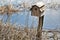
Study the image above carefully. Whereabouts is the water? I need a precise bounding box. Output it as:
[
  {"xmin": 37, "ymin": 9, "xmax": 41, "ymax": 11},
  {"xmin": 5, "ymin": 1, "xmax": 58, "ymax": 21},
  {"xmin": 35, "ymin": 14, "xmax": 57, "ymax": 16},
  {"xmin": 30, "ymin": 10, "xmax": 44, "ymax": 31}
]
[{"xmin": 0, "ymin": 0, "xmax": 60, "ymax": 29}]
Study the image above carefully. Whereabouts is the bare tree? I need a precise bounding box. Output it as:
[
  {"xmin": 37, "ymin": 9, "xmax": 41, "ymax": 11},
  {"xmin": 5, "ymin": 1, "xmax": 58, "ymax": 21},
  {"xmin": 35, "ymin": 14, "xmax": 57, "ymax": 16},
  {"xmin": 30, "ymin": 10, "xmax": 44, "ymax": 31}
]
[{"xmin": 0, "ymin": 4, "xmax": 20, "ymax": 23}]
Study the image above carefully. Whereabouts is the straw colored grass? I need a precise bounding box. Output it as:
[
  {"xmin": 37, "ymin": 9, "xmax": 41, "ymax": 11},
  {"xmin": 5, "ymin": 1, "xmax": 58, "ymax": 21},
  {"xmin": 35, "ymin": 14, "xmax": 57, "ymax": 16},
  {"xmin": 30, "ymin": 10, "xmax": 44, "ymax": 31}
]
[
  {"xmin": 0, "ymin": 22, "xmax": 59, "ymax": 40},
  {"xmin": 0, "ymin": 22, "xmax": 37, "ymax": 40}
]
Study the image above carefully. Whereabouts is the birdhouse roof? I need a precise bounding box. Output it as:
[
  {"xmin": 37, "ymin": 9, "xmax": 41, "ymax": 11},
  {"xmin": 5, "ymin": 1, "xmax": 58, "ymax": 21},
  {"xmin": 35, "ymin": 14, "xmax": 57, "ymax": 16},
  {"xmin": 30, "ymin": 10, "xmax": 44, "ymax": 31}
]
[{"xmin": 35, "ymin": 1, "xmax": 45, "ymax": 7}]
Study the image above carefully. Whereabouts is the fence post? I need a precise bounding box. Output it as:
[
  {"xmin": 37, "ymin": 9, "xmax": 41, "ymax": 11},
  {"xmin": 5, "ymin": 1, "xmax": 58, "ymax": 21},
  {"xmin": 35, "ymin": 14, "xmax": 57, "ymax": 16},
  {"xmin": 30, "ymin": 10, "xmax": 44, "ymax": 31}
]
[{"xmin": 36, "ymin": 16, "xmax": 44, "ymax": 40}]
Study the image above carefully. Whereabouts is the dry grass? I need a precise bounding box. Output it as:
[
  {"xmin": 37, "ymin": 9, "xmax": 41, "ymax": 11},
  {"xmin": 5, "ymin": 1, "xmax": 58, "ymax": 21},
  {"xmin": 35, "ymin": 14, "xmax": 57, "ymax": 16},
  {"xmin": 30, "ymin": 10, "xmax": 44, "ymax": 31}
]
[
  {"xmin": 0, "ymin": 22, "xmax": 37, "ymax": 40},
  {"xmin": 0, "ymin": 22, "xmax": 60, "ymax": 40}
]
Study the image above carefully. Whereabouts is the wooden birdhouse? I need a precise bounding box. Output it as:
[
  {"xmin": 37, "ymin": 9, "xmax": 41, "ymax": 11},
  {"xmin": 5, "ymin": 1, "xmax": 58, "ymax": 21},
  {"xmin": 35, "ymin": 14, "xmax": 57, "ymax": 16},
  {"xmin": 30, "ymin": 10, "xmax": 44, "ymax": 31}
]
[
  {"xmin": 30, "ymin": 5, "xmax": 40, "ymax": 16},
  {"xmin": 30, "ymin": 2, "xmax": 45, "ymax": 40},
  {"xmin": 30, "ymin": 2, "xmax": 45, "ymax": 17}
]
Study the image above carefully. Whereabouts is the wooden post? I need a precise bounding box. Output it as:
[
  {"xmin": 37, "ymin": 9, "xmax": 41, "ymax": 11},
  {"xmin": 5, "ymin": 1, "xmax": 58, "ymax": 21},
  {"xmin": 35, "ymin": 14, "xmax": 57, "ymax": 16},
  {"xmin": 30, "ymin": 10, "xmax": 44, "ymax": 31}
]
[
  {"xmin": 36, "ymin": 16, "xmax": 44, "ymax": 40},
  {"xmin": 30, "ymin": 4, "xmax": 45, "ymax": 40}
]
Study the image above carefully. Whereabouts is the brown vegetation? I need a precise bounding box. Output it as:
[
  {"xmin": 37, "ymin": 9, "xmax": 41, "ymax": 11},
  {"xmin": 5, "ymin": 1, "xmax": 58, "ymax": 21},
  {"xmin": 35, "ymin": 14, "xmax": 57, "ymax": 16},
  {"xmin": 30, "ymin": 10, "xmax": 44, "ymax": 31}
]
[
  {"xmin": 0, "ymin": 22, "xmax": 60, "ymax": 40},
  {"xmin": 0, "ymin": 22, "xmax": 37, "ymax": 40}
]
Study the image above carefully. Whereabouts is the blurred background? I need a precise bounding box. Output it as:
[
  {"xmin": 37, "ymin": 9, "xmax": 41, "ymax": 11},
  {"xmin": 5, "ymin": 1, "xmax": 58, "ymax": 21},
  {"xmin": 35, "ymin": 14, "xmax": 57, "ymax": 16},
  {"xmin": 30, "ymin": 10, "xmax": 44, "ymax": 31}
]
[
  {"xmin": 0, "ymin": 0, "xmax": 60, "ymax": 40},
  {"xmin": 0, "ymin": 0, "xmax": 60, "ymax": 29}
]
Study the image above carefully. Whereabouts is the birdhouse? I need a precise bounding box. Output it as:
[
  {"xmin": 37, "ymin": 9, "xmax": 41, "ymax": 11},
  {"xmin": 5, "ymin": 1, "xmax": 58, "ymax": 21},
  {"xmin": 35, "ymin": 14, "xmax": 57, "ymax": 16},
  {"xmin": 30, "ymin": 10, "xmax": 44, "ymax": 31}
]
[{"xmin": 30, "ymin": 2, "xmax": 45, "ymax": 17}]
